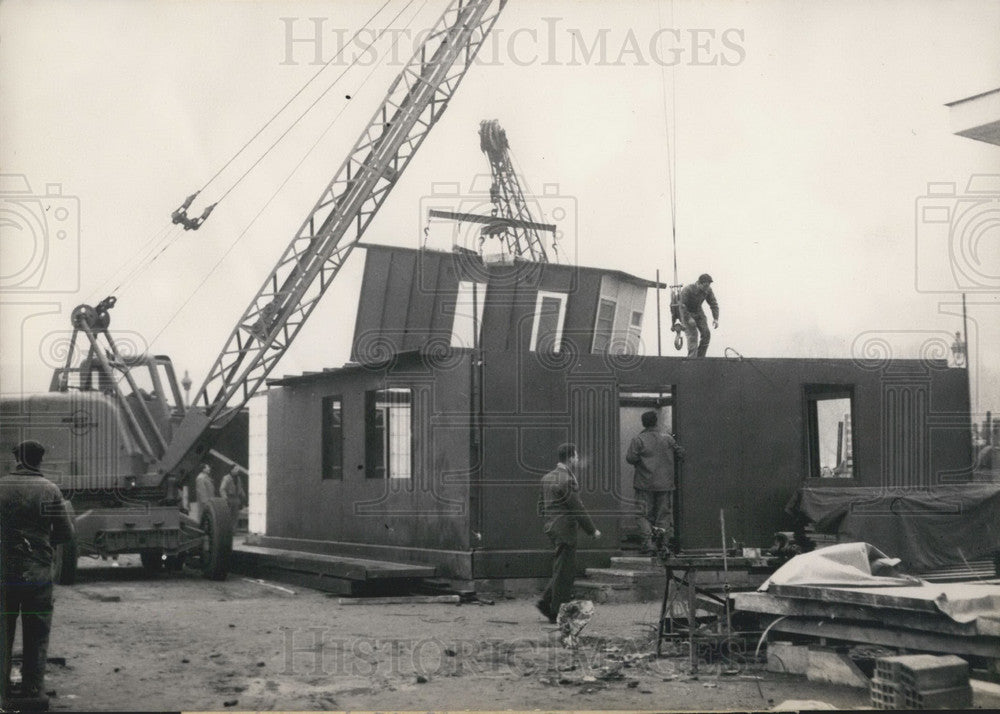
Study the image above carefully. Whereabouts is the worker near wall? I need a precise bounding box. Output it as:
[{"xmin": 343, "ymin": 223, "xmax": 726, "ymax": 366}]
[
  {"xmin": 191, "ymin": 464, "xmax": 216, "ymax": 523},
  {"xmin": 1, "ymin": 440, "xmax": 74, "ymax": 711},
  {"xmin": 536, "ymin": 443, "xmax": 601, "ymax": 624},
  {"xmin": 219, "ymin": 466, "xmax": 246, "ymax": 525},
  {"xmin": 625, "ymin": 411, "xmax": 685, "ymax": 553},
  {"xmin": 679, "ymin": 273, "xmax": 719, "ymax": 358}
]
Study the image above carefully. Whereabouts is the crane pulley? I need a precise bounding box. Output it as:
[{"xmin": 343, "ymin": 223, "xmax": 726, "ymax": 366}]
[{"xmin": 171, "ymin": 192, "xmax": 217, "ymax": 231}]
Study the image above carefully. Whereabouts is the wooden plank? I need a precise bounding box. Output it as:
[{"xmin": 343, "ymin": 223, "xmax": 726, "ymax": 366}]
[
  {"xmin": 233, "ymin": 544, "xmax": 436, "ymax": 580},
  {"xmin": 238, "ymin": 566, "xmax": 357, "ymax": 595},
  {"xmin": 663, "ymin": 556, "xmax": 783, "ymax": 570},
  {"xmin": 337, "ymin": 595, "xmax": 460, "ymax": 605},
  {"xmin": 734, "ymin": 591, "xmax": 989, "ymax": 637},
  {"xmin": 768, "ymin": 617, "xmax": 1000, "ymax": 658},
  {"xmin": 768, "ymin": 582, "xmax": 1000, "ymax": 615}
]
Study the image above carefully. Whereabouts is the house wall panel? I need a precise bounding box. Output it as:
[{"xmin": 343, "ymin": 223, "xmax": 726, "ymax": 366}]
[{"xmin": 266, "ymin": 355, "xmax": 473, "ymax": 555}]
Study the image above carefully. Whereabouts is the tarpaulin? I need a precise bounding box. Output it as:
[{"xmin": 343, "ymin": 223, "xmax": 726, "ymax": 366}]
[
  {"xmin": 760, "ymin": 542, "xmax": 923, "ymax": 590},
  {"xmin": 790, "ymin": 484, "xmax": 1000, "ymax": 571}
]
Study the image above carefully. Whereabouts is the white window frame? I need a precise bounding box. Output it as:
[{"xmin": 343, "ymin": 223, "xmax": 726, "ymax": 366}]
[
  {"xmin": 530, "ymin": 290, "xmax": 568, "ymax": 353},
  {"xmin": 450, "ymin": 280, "xmax": 487, "ymax": 348},
  {"xmin": 591, "ymin": 297, "xmax": 618, "ymax": 353}
]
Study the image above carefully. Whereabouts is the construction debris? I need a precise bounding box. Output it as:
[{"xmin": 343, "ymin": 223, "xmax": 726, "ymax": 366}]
[{"xmin": 556, "ymin": 600, "xmax": 595, "ymax": 648}]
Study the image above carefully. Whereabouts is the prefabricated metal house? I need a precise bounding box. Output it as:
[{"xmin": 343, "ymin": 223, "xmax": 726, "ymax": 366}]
[{"xmin": 256, "ymin": 244, "xmax": 974, "ymax": 579}]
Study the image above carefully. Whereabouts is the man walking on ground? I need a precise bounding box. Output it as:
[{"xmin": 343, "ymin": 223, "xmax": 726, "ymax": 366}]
[
  {"xmin": 1, "ymin": 440, "xmax": 74, "ymax": 712},
  {"xmin": 679, "ymin": 273, "xmax": 719, "ymax": 358},
  {"xmin": 536, "ymin": 443, "xmax": 601, "ymax": 624},
  {"xmin": 626, "ymin": 411, "xmax": 685, "ymax": 554}
]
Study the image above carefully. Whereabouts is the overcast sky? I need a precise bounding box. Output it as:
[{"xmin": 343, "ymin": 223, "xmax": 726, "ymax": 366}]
[{"xmin": 2, "ymin": 0, "xmax": 998, "ymax": 418}]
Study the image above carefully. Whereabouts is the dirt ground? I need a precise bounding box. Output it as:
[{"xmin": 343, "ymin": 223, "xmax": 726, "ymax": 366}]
[{"xmin": 11, "ymin": 556, "xmax": 995, "ymax": 712}]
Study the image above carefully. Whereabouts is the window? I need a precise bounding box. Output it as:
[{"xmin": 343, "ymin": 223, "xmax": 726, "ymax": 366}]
[
  {"xmin": 365, "ymin": 388, "xmax": 412, "ymax": 479},
  {"xmin": 806, "ymin": 387, "xmax": 854, "ymax": 478},
  {"xmin": 629, "ymin": 310, "xmax": 643, "ymax": 331},
  {"xmin": 321, "ymin": 396, "xmax": 343, "ymax": 480},
  {"xmin": 592, "ymin": 298, "xmax": 617, "ymax": 353},
  {"xmin": 530, "ymin": 291, "xmax": 568, "ymax": 353},
  {"xmin": 451, "ymin": 281, "xmax": 487, "ymax": 348}
]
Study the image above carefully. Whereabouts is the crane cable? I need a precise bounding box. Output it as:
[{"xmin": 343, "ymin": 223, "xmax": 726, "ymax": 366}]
[
  {"xmin": 170, "ymin": 0, "xmax": 413, "ymax": 231},
  {"xmin": 657, "ymin": 0, "xmax": 683, "ymax": 351},
  {"xmin": 505, "ymin": 143, "xmax": 561, "ymax": 263},
  {"xmin": 145, "ymin": 0, "xmax": 430, "ymax": 355},
  {"xmin": 98, "ymin": 0, "xmax": 417, "ymax": 306}
]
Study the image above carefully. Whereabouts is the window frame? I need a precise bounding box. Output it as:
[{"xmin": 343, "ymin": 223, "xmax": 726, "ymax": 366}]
[
  {"xmin": 321, "ymin": 395, "xmax": 344, "ymax": 480},
  {"xmin": 450, "ymin": 280, "xmax": 487, "ymax": 349},
  {"xmin": 365, "ymin": 388, "xmax": 413, "ymax": 480},
  {"xmin": 591, "ymin": 297, "xmax": 618, "ymax": 353},
  {"xmin": 530, "ymin": 290, "xmax": 568, "ymax": 353},
  {"xmin": 804, "ymin": 384, "xmax": 856, "ymax": 480}
]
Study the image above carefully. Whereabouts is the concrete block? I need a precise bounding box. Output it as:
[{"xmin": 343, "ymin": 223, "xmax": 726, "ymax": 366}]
[
  {"xmin": 766, "ymin": 641, "xmax": 809, "ymax": 675},
  {"xmin": 869, "ymin": 677, "xmax": 900, "ymax": 710},
  {"xmin": 806, "ymin": 646, "xmax": 870, "ymax": 689},
  {"xmin": 901, "ymin": 684, "xmax": 973, "ymax": 710},
  {"xmin": 876, "ymin": 654, "xmax": 969, "ymax": 691}
]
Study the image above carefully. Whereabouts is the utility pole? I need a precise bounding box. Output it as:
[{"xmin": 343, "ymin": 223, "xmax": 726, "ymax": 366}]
[{"xmin": 962, "ymin": 293, "xmax": 973, "ymax": 457}]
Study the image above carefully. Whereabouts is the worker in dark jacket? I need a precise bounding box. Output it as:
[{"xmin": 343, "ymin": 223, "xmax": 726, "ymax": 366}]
[
  {"xmin": 535, "ymin": 443, "xmax": 601, "ymax": 623},
  {"xmin": 626, "ymin": 411, "xmax": 685, "ymax": 553},
  {"xmin": 219, "ymin": 466, "xmax": 246, "ymax": 524},
  {"xmin": 1, "ymin": 440, "xmax": 74, "ymax": 711},
  {"xmin": 679, "ymin": 273, "xmax": 719, "ymax": 358}
]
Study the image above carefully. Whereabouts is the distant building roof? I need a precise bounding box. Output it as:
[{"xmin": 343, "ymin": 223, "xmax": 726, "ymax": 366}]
[{"xmin": 946, "ymin": 87, "xmax": 1000, "ymax": 146}]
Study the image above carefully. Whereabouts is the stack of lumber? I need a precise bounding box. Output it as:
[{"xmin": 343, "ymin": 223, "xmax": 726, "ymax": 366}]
[{"xmin": 733, "ymin": 581, "xmax": 1000, "ymax": 660}]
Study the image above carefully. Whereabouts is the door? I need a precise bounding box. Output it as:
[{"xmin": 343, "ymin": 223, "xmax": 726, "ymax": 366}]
[{"xmin": 618, "ymin": 390, "xmax": 673, "ymax": 547}]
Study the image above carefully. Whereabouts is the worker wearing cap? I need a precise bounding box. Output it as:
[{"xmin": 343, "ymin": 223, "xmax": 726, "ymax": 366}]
[
  {"xmin": 1, "ymin": 440, "xmax": 74, "ymax": 710},
  {"xmin": 679, "ymin": 273, "xmax": 719, "ymax": 358}
]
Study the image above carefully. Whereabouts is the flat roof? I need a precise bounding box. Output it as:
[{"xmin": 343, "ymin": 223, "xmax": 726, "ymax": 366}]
[{"xmin": 356, "ymin": 242, "xmax": 667, "ymax": 289}]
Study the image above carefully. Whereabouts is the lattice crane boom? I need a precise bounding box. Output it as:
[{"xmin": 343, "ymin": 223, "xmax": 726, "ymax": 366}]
[
  {"xmin": 156, "ymin": 0, "xmax": 508, "ymax": 481},
  {"xmin": 478, "ymin": 118, "xmax": 549, "ymax": 262}
]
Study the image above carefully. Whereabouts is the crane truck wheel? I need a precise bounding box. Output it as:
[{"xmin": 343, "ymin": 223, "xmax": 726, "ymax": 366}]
[
  {"xmin": 199, "ymin": 497, "xmax": 233, "ymax": 581},
  {"xmin": 53, "ymin": 537, "xmax": 78, "ymax": 585}
]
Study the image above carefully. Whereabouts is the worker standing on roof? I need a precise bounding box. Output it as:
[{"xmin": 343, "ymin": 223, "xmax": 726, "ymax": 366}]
[{"xmin": 679, "ymin": 273, "xmax": 719, "ymax": 358}]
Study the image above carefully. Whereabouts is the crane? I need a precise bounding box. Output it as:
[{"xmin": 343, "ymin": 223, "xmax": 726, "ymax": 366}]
[
  {"xmin": 477, "ymin": 119, "xmax": 551, "ymax": 261},
  {"xmin": 6, "ymin": 0, "xmax": 509, "ymax": 583},
  {"xmin": 427, "ymin": 118, "xmax": 556, "ymax": 261}
]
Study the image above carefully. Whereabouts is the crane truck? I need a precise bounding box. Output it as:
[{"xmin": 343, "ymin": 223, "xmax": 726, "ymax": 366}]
[{"xmin": 0, "ymin": 0, "xmax": 508, "ymax": 583}]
